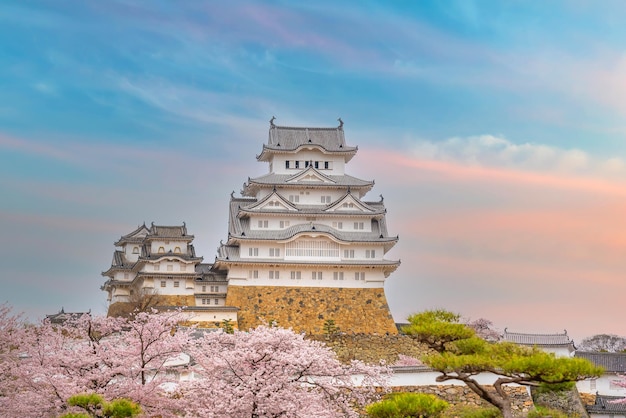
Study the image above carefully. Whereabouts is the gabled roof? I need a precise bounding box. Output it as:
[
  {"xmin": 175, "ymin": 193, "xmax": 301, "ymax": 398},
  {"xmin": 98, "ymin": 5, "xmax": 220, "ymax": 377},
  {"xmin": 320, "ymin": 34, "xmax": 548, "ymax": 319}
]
[
  {"xmin": 575, "ymin": 352, "xmax": 626, "ymax": 373},
  {"xmin": 502, "ymin": 329, "xmax": 575, "ymax": 348},
  {"xmin": 146, "ymin": 222, "xmax": 193, "ymax": 241},
  {"xmin": 242, "ymin": 190, "xmax": 298, "ymax": 212},
  {"xmin": 114, "ymin": 223, "xmax": 150, "ymax": 246},
  {"xmin": 586, "ymin": 395, "xmax": 626, "ymax": 414},
  {"xmin": 285, "ymin": 166, "xmax": 336, "ymax": 184},
  {"xmin": 324, "ymin": 191, "xmax": 377, "ymax": 213},
  {"xmin": 257, "ymin": 120, "xmax": 358, "ymax": 162}
]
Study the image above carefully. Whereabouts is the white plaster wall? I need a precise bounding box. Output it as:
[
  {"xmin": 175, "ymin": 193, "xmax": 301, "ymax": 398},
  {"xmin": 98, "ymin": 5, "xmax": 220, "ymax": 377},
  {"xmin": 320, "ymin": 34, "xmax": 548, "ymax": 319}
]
[
  {"xmin": 152, "ymin": 278, "xmax": 196, "ymax": 295},
  {"xmin": 388, "ymin": 369, "xmax": 524, "ymax": 388},
  {"xmin": 270, "ymin": 150, "xmax": 343, "ymax": 175},
  {"xmin": 227, "ymin": 265, "xmax": 386, "ymax": 288},
  {"xmin": 187, "ymin": 310, "xmax": 238, "ymax": 323},
  {"xmin": 149, "ymin": 240, "xmax": 188, "ymax": 255},
  {"xmin": 577, "ymin": 375, "xmax": 626, "ymax": 396},
  {"xmin": 143, "ymin": 259, "xmax": 194, "ymax": 273}
]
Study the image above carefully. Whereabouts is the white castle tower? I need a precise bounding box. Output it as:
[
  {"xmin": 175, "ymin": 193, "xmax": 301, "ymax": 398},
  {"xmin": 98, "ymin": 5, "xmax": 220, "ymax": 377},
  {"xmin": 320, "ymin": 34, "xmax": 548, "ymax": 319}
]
[{"xmin": 215, "ymin": 119, "xmax": 400, "ymax": 334}]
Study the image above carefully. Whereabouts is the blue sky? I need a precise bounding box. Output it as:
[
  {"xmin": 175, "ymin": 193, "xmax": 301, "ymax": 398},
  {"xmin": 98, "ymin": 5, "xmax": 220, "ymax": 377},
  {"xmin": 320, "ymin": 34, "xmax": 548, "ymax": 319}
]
[{"xmin": 2, "ymin": 1, "xmax": 626, "ymax": 342}]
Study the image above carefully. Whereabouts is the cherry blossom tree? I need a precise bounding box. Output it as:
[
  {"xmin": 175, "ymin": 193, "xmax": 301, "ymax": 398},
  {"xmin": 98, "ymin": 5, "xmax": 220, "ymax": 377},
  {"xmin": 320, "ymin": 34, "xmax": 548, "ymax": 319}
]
[
  {"xmin": 1, "ymin": 309, "xmax": 193, "ymax": 417},
  {"xmin": 0, "ymin": 303, "xmax": 27, "ymax": 410},
  {"xmin": 183, "ymin": 325, "xmax": 390, "ymax": 418}
]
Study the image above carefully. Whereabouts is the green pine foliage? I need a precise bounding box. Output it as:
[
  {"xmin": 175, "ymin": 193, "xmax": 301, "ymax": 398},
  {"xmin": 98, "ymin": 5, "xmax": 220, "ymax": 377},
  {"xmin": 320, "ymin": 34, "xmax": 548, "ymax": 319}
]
[{"xmin": 366, "ymin": 392, "xmax": 449, "ymax": 418}]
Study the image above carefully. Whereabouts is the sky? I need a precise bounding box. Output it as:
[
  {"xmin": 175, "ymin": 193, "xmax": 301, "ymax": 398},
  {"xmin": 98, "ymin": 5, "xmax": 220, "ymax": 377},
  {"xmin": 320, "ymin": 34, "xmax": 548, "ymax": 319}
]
[{"xmin": 1, "ymin": 1, "xmax": 626, "ymax": 344}]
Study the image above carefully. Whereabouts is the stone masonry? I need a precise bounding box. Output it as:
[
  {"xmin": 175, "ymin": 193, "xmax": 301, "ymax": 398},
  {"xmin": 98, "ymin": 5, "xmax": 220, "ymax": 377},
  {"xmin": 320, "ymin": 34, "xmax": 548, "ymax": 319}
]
[{"xmin": 225, "ymin": 286, "xmax": 398, "ymax": 334}]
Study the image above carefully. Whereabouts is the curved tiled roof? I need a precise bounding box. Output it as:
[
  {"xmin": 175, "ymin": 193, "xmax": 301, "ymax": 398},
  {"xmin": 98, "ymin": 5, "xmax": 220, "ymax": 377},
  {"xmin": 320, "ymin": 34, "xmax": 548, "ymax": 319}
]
[
  {"xmin": 242, "ymin": 173, "xmax": 373, "ymax": 196},
  {"xmin": 586, "ymin": 395, "xmax": 626, "ymax": 414},
  {"xmin": 502, "ymin": 330, "xmax": 574, "ymax": 347},
  {"xmin": 575, "ymin": 351, "xmax": 626, "ymax": 373},
  {"xmin": 257, "ymin": 123, "xmax": 357, "ymax": 162}
]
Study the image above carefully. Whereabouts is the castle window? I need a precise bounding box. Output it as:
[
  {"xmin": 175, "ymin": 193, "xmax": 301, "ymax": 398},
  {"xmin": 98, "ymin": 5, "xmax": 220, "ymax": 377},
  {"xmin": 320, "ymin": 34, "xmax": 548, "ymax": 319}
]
[
  {"xmin": 295, "ymin": 161, "xmax": 300, "ymax": 169},
  {"xmin": 258, "ymin": 220, "xmax": 268, "ymax": 228},
  {"xmin": 132, "ymin": 247, "xmax": 139, "ymax": 254},
  {"xmin": 248, "ymin": 248, "xmax": 259, "ymax": 257},
  {"xmin": 354, "ymin": 222, "xmax": 364, "ymax": 230},
  {"xmin": 305, "ymin": 161, "xmax": 310, "ymax": 168},
  {"xmin": 174, "ymin": 281, "xmax": 180, "ymax": 287},
  {"xmin": 202, "ymin": 298, "xmax": 208, "ymax": 305},
  {"xmin": 154, "ymin": 264, "xmax": 160, "ymax": 271},
  {"xmin": 174, "ymin": 247, "xmax": 181, "ymax": 253},
  {"xmin": 321, "ymin": 195, "xmax": 331, "ymax": 203},
  {"xmin": 202, "ymin": 285, "xmax": 206, "ymax": 292},
  {"xmin": 332, "ymin": 221, "xmax": 343, "ymax": 229},
  {"xmin": 158, "ymin": 247, "xmax": 165, "ymax": 253},
  {"xmin": 210, "ymin": 285, "xmax": 219, "ymax": 292},
  {"xmin": 289, "ymin": 195, "xmax": 299, "ymax": 203},
  {"xmin": 214, "ymin": 299, "xmax": 219, "ymax": 305},
  {"xmin": 269, "ymin": 248, "xmax": 280, "ymax": 257},
  {"xmin": 312, "ymin": 271, "xmax": 323, "ymax": 280},
  {"xmin": 248, "ymin": 270, "xmax": 259, "ymax": 279},
  {"xmin": 161, "ymin": 281, "xmax": 166, "ymax": 287},
  {"xmin": 279, "ymin": 220, "xmax": 290, "ymax": 228},
  {"xmin": 285, "ymin": 161, "xmax": 290, "ymax": 169},
  {"xmin": 290, "ymin": 271, "xmax": 301, "ymax": 280},
  {"xmin": 333, "ymin": 272, "xmax": 344, "ymax": 281},
  {"xmin": 167, "ymin": 264, "xmax": 173, "ymax": 272},
  {"xmin": 269, "ymin": 271, "xmax": 280, "ymax": 279},
  {"xmin": 366, "ymin": 250, "xmax": 376, "ymax": 259},
  {"xmin": 355, "ymin": 272, "xmax": 365, "ymax": 281},
  {"xmin": 285, "ymin": 239, "xmax": 339, "ymax": 258},
  {"xmin": 343, "ymin": 249, "xmax": 354, "ymax": 259}
]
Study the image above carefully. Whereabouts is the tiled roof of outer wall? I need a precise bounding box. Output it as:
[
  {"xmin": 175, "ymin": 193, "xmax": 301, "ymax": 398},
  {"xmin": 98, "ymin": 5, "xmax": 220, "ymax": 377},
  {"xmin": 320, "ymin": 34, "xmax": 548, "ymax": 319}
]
[
  {"xmin": 265, "ymin": 124, "xmax": 356, "ymax": 153},
  {"xmin": 586, "ymin": 395, "xmax": 626, "ymax": 414},
  {"xmin": 195, "ymin": 263, "xmax": 229, "ymax": 282},
  {"xmin": 502, "ymin": 330, "xmax": 573, "ymax": 346},
  {"xmin": 575, "ymin": 352, "xmax": 626, "ymax": 373}
]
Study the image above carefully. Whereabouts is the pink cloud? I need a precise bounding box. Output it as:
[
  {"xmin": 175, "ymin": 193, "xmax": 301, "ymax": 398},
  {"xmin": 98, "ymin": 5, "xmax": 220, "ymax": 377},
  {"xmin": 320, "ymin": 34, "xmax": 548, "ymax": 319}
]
[{"xmin": 354, "ymin": 148, "xmax": 626, "ymax": 341}]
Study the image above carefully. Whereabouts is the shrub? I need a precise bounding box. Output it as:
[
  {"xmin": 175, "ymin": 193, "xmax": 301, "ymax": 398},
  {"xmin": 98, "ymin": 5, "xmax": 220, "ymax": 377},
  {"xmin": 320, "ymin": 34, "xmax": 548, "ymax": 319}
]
[
  {"xmin": 527, "ymin": 406, "xmax": 569, "ymax": 418},
  {"xmin": 367, "ymin": 392, "xmax": 449, "ymax": 417},
  {"xmin": 441, "ymin": 404, "xmax": 502, "ymax": 418}
]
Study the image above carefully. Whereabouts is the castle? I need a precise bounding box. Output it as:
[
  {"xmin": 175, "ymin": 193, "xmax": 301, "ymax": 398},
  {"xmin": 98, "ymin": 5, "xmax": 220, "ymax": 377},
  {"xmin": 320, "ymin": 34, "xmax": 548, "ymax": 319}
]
[{"xmin": 102, "ymin": 119, "xmax": 400, "ymax": 334}]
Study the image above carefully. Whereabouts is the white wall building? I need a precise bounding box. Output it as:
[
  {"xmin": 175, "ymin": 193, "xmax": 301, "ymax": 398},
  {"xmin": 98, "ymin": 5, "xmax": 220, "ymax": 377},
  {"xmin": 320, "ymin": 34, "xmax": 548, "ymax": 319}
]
[{"xmin": 213, "ymin": 119, "xmax": 399, "ymax": 291}]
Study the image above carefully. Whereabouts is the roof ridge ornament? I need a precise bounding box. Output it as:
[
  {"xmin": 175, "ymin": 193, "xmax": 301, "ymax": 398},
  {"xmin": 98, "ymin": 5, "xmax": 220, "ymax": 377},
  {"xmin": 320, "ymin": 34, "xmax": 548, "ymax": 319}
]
[
  {"xmin": 270, "ymin": 116, "xmax": 276, "ymax": 127},
  {"xmin": 337, "ymin": 117, "xmax": 343, "ymax": 129}
]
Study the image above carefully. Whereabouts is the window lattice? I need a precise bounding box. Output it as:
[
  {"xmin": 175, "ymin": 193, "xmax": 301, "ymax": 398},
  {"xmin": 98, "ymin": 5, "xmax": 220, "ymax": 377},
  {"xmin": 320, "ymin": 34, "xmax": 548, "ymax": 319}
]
[{"xmin": 286, "ymin": 240, "xmax": 339, "ymax": 258}]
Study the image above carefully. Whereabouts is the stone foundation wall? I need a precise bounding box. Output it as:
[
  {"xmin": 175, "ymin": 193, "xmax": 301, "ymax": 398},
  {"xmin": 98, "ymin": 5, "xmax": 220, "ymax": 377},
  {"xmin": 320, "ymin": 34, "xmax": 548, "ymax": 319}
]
[{"xmin": 225, "ymin": 286, "xmax": 397, "ymax": 334}]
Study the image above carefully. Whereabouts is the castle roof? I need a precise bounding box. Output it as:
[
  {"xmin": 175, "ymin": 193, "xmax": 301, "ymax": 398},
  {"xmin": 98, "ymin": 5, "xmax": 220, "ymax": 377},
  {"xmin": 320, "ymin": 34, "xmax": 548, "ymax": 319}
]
[
  {"xmin": 502, "ymin": 329, "xmax": 575, "ymax": 349},
  {"xmin": 215, "ymin": 244, "xmax": 400, "ymax": 269},
  {"xmin": 575, "ymin": 351, "xmax": 626, "ymax": 373},
  {"xmin": 257, "ymin": 120, "xmax": 357, "ymax": 162},
  {"xmin": 242, "ymin": 172, "xmax": 373, "ymax": 197},
  {"xmin": 145, "ymin": 223, "xmax": 193, "ymax": 241},
  {"xmin": 114, "ymin": 223, "xmax": 193, "ymax": 246},
  {"xmin": 586, "ymin": 395, "xmax": 626, "ymax": 415}
]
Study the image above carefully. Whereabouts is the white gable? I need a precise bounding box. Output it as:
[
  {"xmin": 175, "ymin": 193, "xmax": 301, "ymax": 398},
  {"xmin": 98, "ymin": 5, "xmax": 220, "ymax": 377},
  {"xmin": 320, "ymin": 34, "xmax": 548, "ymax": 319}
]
[
  {"xmin": 286, "ymin": 167, "xmax": 335, "ymax": 184},
  {"xmin": 325, "ymin": 193, "xmax": 375, "ymax": 213}
]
